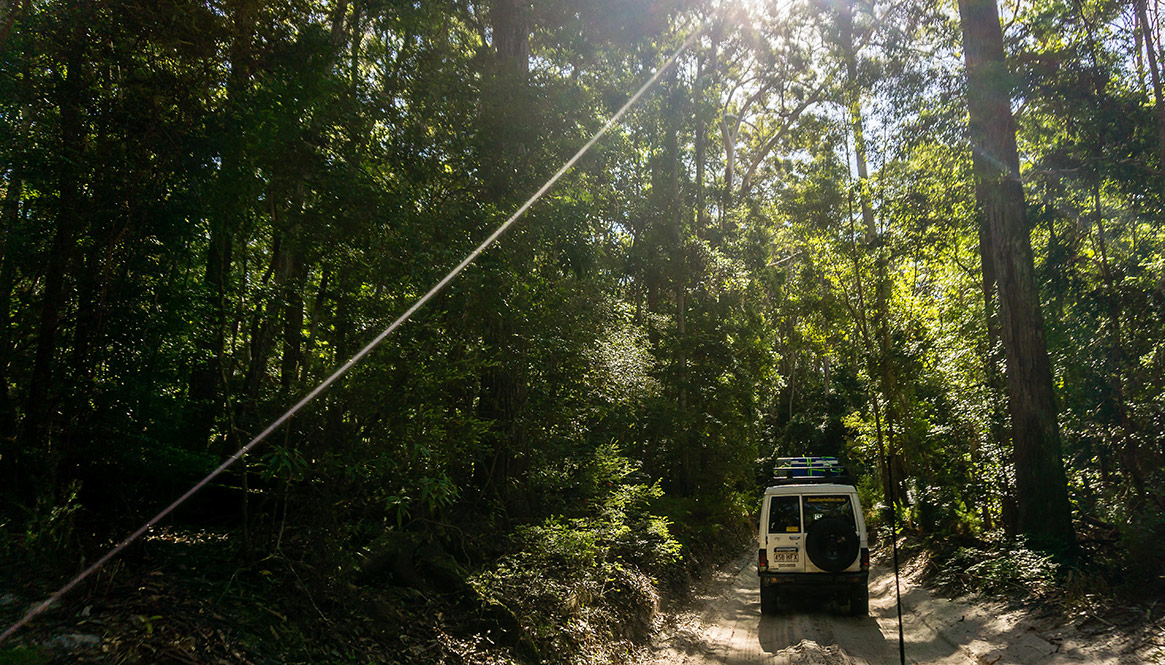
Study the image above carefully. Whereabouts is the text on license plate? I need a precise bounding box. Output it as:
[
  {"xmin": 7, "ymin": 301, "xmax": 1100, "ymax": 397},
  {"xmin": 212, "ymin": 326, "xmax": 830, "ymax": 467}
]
[{"xmin": 772, "ymin": 551, "xmax": 798, "ymax": 563}]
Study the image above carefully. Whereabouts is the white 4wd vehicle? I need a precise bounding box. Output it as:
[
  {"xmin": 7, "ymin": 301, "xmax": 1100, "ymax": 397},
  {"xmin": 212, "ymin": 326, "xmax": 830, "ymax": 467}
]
[{"xmin": 758, "ymin": 457, "xmax": 869, "ymax": 616}]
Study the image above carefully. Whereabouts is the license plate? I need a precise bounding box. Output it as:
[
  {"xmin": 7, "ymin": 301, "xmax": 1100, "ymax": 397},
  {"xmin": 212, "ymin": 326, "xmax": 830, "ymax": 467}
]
[{"xmin": 772, "ymin": 551, "xmax": 798, "ymax": 563}]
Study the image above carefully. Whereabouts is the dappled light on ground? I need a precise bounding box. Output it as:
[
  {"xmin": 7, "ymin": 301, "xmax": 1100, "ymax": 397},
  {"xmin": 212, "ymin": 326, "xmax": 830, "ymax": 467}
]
[{"xmin": 644, "ymin": 551, "xmax": 1158, "ymax": 665}]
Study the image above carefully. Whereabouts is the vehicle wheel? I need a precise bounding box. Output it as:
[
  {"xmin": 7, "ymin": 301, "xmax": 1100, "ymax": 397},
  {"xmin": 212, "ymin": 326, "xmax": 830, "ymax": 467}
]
[
  {"xmin": 760, "ymin": 585, "xmax": 780, "ymax": 615},
  {"xmin": 805, "ymin": 517, "xmax": 859, "ymax": 573},
  {"xmin": 849, "ymin": 585, "xmax": 869, "ymax": 616}
]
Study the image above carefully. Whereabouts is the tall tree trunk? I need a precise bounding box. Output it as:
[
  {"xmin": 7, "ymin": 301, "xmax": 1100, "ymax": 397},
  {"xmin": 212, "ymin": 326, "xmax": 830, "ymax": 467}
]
[
  {"xmin": 721, "ymin": 117, "xmax": 735, "ymax": 213},
  {"xmin": 958, "ymin": 0, "xmax": 1074, "ymax": 550},
  {"xmin": 1093, "ymin": 212, "xmax": 1143, "ymax": 492},
  {"xmin": 0, "ymin": 171, "xmax": 20, "ymax": 495},
  {"xmin": 277, "ymin": 189, "xmax": 311, "ymax": 402},
  {"xmin": 838, "ymin": 0, "xmax": 876, "ymax": 237},
  {"xmin": 473, "ymin": 0, "xmax": 532, "ymax": 512},
  {"xmin": 241, "ymin": 240, "xmax": 279, "ymax": 408},
  {"xmin": 1076, "ymin": 2, "xmax": 1147, "ymax": 494},
  {"xmin": 695, "ymin": 51, "xmax": 708, "ymax": 234},
  {"xmin": 0, "ymin": 0, "xmax": 19, "ymax": 43},
  {"xmin": 0, "ymin": 0, "xmax": 30, "ymax": 497},
  {"xmin": 1134, "ymin": 0, "xmax": 1165, "ymax": 168},
  {"xmin": 185, "ymin": 0, "xmax": 258, "ymax": 448},
  {"xmin": 978, "ymin": 209, "xmax": 1016, "ymax": 534},
  {"xmin": 57, "ymin": 248, "xmax": 99, "ymax": 485},
  {"xmin": 23, "ymin": 11, "xmax": 87, "ymax": 497},
  {"xmin": 661, "ymin": 76, "xmax": 691, "ymax": 496},
  {"xmin": 837, "ymin": 0, "xmax": 902, "ymax": 505},
  {"xmin": 280, "ymin": 252, "xmax": 307, "ymax": 396},
  {"xmin": 843, "ymin": 190, "xmax": 894, "ymax": 515}
]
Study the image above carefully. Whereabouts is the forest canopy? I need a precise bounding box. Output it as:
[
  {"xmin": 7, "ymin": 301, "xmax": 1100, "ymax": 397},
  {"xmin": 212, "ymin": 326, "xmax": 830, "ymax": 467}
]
[{"xmin": 1, "ymin": 0, "xmax": 1164, "ymax": 660}]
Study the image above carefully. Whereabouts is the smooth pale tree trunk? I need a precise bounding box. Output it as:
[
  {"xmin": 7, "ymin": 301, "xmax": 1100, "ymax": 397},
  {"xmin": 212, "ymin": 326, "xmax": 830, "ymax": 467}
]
[
  {"xmin": 958, "ymin": 0, "xmax": 1074, "ymax": 551},
  {"xmin": 695, "ymin": 49, "xmax": 708, "ymax": 233},
  {"xmin": 837, "ymin": 0, "xmax": 901, "ymax": 506},
  {"xmin": 838, "ymin": 0, "xmax": 875, "ymax": 238},
  {"xmin": 1134, "ymin": 0, "xmax": 1165, "ymax": 168},
  {"xmin": 841, "ymin": 194, "xmax": 895, "ymax": 517}
]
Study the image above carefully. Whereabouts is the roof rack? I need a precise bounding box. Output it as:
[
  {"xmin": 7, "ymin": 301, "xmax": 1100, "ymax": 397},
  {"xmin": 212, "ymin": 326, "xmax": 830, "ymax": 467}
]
[{"xmin": 770, "ymin": 456, "xmax": 852, "ymax": 485}]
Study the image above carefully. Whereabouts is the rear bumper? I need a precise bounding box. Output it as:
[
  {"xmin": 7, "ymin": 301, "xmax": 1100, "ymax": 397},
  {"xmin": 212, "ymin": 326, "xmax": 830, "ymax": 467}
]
[{"xmin": 759, "ymin": 570, "xmax": 868, "ymax": 592}]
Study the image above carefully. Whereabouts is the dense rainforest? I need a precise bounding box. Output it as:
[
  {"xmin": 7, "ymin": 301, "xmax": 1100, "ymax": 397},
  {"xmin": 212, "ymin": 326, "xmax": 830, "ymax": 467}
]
[{"xmin": 1, "ymin": 0, "xmax": 1163, "ymax": 662}]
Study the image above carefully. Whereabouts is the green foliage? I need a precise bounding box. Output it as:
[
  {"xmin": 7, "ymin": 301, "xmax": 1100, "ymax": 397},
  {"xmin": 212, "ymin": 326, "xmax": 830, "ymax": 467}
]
[
  {"xmin": 0, "ymin": 647, "xmax": 50, "ymax": 665},
  {"xmin": 1116, "ymin": 510, "xmax": 1165, "ymax": 593},
  {"xmin": 935, "ymin": 543, "xmax": 1062, "ymax": 597},
  {"xmin": 2, "ymin": 0, "xmax": 1165, "ymax": 657},
  {"xmin": 910, "ymin": 484, "xmax": 983, "ymax": 541},
  {"xmin": 471, "ymin": 467, "xmax": 681, "ymax": 662},
  {"xmin": 1101, "ymin": 478, "xmax": 1165, "ymax": 596},
  {"xmin": 517, "ymin": 446, "xmax": 683, "ymax": 574},
  {"xmin": 652, "ymin": 489, "xmax": 752, "ymax": 577},
  {"xmin": 11, "ymin": 482, "xmax": 83, "ymax": 562}
]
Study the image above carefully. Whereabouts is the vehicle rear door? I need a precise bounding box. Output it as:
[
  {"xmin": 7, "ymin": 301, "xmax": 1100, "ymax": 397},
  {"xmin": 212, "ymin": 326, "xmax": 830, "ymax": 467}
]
[
  {"xmin": 801, "ymin": 493, "xmax": 859, "ymax": 573},
  {"xmin": 765, "ymin": 494, "xmax": 805, "ymax": 573}
]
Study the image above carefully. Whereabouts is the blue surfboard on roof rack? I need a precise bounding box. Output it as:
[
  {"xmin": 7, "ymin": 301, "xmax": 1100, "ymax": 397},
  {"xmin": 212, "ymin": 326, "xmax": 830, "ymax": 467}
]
[{"xmin": 771, "ymin": 456, "xmax": 852, "ymax": 485}]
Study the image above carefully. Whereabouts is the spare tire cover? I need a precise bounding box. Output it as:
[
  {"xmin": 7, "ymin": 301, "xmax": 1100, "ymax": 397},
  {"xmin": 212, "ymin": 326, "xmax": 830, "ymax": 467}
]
[{"xmin": 805, "ymin": 517, "xmax": 859, "ymax": 573}]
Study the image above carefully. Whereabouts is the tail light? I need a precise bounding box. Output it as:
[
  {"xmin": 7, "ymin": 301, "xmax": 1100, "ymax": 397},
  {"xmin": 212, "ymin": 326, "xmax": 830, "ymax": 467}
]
[
  {"xmin": 860, "ymin": 547, "xmax": 870, "ymax": 570},
  {"xmin": 758, "ymin": 549, "xmax": 769, "ymax": 571}
]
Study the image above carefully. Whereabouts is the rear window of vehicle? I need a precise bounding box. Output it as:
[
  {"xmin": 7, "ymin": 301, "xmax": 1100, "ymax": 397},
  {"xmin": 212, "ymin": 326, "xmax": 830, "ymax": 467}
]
[
  {"xmin": 802, "ymin": 495, "xmax": 855, "ymax": 527},
  {"xmin": 768, "ymin": 495, "xmax": 802, "ymax": 533}
]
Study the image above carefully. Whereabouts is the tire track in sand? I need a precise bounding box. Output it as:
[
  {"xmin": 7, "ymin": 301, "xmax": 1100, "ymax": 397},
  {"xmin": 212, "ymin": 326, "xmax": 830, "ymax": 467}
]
[{"xmin": 646, "ymin": 552, "xmax": 990, "ymax": 665}]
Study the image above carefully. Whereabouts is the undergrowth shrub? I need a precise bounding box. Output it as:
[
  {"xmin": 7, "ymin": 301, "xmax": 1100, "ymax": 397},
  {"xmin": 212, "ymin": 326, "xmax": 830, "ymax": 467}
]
[
  {"xmin": 0, "ymin": 482, "xmax": 84, "ymax": 577},
  {"xmin": 1062, "ymin": 566, "xmax": 1111, "ymax": 609},
  {"xmin": 472, "ymin": 513, "xmax": 670, "ymax": 665},
  {"xmin": 653, "ymin": 489, "xmax": 751, "ymax": 573},
  {"xmin": 933, "ymin": 542, "xmax": 1061, "ymax": 597},
  {"xmin": 911, "ymin": 484, "xmax": 982, "ymax": 540},
  {"xmin": 1111, "ymin": 479, "xmax": 1165, "ymax": 597},
  {"xmin": 469, "ymin": 453, "xmax": 683, "ymax": 665}
]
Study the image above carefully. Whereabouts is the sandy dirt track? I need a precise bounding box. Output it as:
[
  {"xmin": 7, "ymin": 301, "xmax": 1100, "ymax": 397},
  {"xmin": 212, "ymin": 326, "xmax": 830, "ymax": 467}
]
[{"xmin": 643, "ymin": 552, "xmax": 1161, "ymax": 665}]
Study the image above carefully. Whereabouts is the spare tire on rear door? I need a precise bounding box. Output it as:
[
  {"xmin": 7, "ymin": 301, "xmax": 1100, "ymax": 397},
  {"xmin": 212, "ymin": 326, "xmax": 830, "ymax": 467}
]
[{"xmin": 805, "ymin": 517, "xmax": 859, "ymax": 572}]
